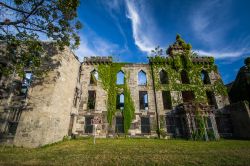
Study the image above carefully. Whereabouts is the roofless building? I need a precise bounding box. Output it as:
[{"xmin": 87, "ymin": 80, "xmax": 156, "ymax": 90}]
[{"xmin": 0, "ymin": 36, "xmax": 248, "ymax": 147}]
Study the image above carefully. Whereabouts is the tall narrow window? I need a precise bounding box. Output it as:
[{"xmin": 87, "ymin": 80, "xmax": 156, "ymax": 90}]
[
  {"xmin": 182, "ymin": 91, "xmax": 195, "ymax": 102},
  {"xmin": 90, "ymin": 70, "xmax": 98, "ymax": 85},
  {"xmin": 21, "ymin": 72, "xmax": 32, "ymax": 96},
  {"xmin": 116, "ymin": 117, "xmax": 124, "ymax": 133},
  {"xmin": 139, "ymin": 91, "xmax": 148, "ymax": 110},
  {"xmin": 206, "ymin": 91, "xmax": 215, "ymax": 106},
  {"xmin": 159, "ymin": 70, "xmax": 169, "ymax": 84},
  {"xmin": 116, "ymin": 93, "xmax": 124, "ymax": 110},
  {"xmin": 181, "ymin": 70, "xmax": 189, "ymax": 84},
  {"xmin": 166, "ymin": 115, "xmax": 175, "ymax": 134},
  {"xmin": 85, "ymin": 116, "xmax": 93, "ymax": 133},
  {"xmin": 87, "ymin": 91, "xmax": 96, "ymax": 109},
  {"xmin": 0, "ymin": 63, "xmax": 6, "ymax": 81},
  {"xmin": 138, "ymin": 70, "xmax": 147, "ymax": 85},
  {"xmin": 162, "ymin": 91, "xmax": 172, "ymax": 109},
  {"xmin": 141, "ymin": 117, "xmax": 150, "ymax": 134},
  {"xmin": 201, "ymin": 70, "xmax": 210, "ymax": 84},
  {"xmin": 8, "ymin": 109, "xmax": 22, "ymax": 135},
  {"xmin": 116, "ymin": 70, "xmax": 124, "ymax": 85}
]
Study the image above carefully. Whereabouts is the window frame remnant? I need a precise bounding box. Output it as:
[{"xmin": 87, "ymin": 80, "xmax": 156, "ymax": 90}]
[
  {"xmin": 159, "ymin": 70, "xmax": 169, "ymax": 84},
  {"xmin": 20, "ymin": 72, "xmax": 32, "ymax": 96},
  {"xmin": 116, "ymin": 70, "xmax": 125, "ymax": 85},
  {"xmin": 87, "ymin": 90, "xmax": 96, "ymax": 110},
  {"xmin": 85, "ymin": 116, "xmax": 93, "ymax": 133},
  {"xmin": 116, "ymin": 93, "xmax": 124, "ymax": 110},
  {"xmin": 138, "ymin": 70, "xmax": 147, "ymax": 85},
  {"xmin": 201, "ymin": 70, "xmax": 210, "ymax": 84},
  {"xmin": 116, "ymin": 116, "xmax": 125, "ymax": 133},
  {"xmin": 166, "ymin": 115, "xmax": 175, "ymax": 134},
  {"xmin": 141, "ymin": 117, "xmax": 151, "ymax": 134},
  {"xmin": 181, "ymin": 70, "xmax": 190, "ymax": 84},
  {"xmin": 182, "ymin": 91, "xmax": 195, "ymax": 102},
  {"xmin": 162, "ymin": 91, "xmax": 172, "ymax": 109},
  {"xmin": 139, "ymin": 91, "xmax": 148, "ymax": 110},
  {"xmin": 90, "ymin": 69, "xmax": 98, "ymax": 85}
]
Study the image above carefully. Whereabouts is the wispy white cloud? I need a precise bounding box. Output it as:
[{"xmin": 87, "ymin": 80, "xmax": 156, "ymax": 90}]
[
  {"xmin": 75, "ymin": 27, "xmax": 127, "ymax": 61},
  {"xmin": 125, "ymin": 0, "xmax": 160, "ymax": 53},
  {"xmin": 101, "ymin": 0, "xmax": 128, "ymax": 50},
  {"xmin": 194, "ymin": 48, "xmax": 250, "ymax": 59},
  {"xmin": 190, "ymin": 0, "xmax": 233, "ymax": 47},
  {"xmin": 190, "ymin": 0, "xmax": 250, "ymax": 59}
]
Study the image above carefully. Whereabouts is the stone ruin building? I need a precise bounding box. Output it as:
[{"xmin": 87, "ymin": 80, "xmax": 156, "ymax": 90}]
[{"xmin": 0, "ymin": 36, "xmax": 249, "ymax": 147}]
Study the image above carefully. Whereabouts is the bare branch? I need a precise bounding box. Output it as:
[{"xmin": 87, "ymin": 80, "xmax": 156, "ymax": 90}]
[
  {"xmin": 0, "ymin": 0, "xmax": 45, "ymax": 26},
  {"xmin": 0, "ymin": 2, "xmax": 30, "ymax": 14},
  {"xmin": 15, "ymin": 25, "xmax": 48, "ymax": 34}
]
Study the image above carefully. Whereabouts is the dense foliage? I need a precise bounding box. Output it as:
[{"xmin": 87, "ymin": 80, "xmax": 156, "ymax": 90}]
[{"xmin": 0, "ymin": 0, "xmax": 82, "ymax": 77}]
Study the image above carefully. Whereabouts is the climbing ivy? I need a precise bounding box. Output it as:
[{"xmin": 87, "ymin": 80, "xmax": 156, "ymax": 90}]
[
  {"xmin": 98, "ymin": 63, "xmax": 135, "ymax": 134},
  {"xmin": 123, "ymin": 75, "xmax": 135, "ymax": 134},
  {"xmin": 192, "ymin": 109, "xmax": 206, "ymax": 140},
  {"xmin": 149, "ymin": 52, "xmax": 227, "ymax": 106}
]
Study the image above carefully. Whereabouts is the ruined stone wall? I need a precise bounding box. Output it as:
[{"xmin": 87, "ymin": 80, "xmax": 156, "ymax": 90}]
[
  {"xmin": 76, "ymin": 59, "xmax": 231, "ymax": 138},
  {"xmin": 75, "ymin": 63, "xmax": 158, "ymax": 137},
  {"xmin": 13, "ymin": 47, "xmax": 80, "ymax": 147},
  {"xmin": 120, "ymin": 64, "xmax": 156, "ymax": 136},
  {"xmin": 229, "ymin": 101, "xmax": 250, "ymax": 139},
  {"xmin": 75, "ymin": 64, "xmax": 108, "ymax": 135}
]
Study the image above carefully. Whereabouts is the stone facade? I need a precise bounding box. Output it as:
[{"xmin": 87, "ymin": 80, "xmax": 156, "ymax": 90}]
[
  {"xmin": 72, "ymin": 55, "xmax": 229, "ymax": 140},
  {"xmin": 0, "ymin": 46, "xmax": 80, "ymax": 147}
]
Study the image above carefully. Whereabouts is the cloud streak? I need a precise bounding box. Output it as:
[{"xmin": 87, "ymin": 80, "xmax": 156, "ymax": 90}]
[
  {"xmin": 190, "ymin": 0, "xmax": 250, "ymax": 59},
  {"xmin": 194, "ymin": 49, "xmax": 250, "ymax": 59},
  {"xmin": 125, "ymin": 0, "xmax": 159, "ymax": 53},
  {"xmin": 75, "ymin": 27, "xmax": 127, "ymax": 61}
]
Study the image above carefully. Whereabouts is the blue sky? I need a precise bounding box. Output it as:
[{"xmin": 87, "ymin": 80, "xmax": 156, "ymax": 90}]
[{"xmin": 75, "ymin": 0, "xmax": 250, "ymax": 84}]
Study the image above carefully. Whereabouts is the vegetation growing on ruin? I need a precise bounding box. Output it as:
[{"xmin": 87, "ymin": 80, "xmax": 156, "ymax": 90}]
[
  {"xmin": 192, "ymin": 110, "xmax": 206, "ymax": 140},
  {"xmin": 98, "ymin": 63, "xmax": 135, "ymax": 134},
  {"xmin": 123, "ymin": 75, "xmax": 135, "ymax": 133},
  {"xmin": 149, "ymin": 35, "xmax": 227, "ymax": 106}
]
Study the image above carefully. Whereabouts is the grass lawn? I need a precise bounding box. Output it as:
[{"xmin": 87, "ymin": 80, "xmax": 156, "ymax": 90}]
[{"xmin": 0, "ymin": 138, "xmax": 250, "ymax": 166}]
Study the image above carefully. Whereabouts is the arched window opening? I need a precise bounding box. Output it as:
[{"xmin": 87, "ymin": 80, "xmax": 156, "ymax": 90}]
[
  {"xmin": 159, "ymin": 70, "xmax": 169, "ymax": 84},
  {"xmin": 116, "ymin": 70, "xmax": 124, "ymax": 85},
  {"xmin": 116, "ymin": 93, "xmax": 124, "ymax": 110},
  {"xmin": 181, "ymin": 70, "xmax": 190, "ymax": 84},
  {"xmin": 90, "ymin": 70, "xmax": 98, "ymax": 85},
  {"xmin": 201, "ymin": 70, "xmax": 210, "ymax": 84},
  {"xmin": 138, "ymin": 70, "xmax": 147, "ymax": 85}
]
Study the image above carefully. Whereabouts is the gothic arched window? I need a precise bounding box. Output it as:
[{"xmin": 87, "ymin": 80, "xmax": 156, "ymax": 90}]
[
  {"xmin": 201, "ymin": 70, "xmax": 210, "ymax": 84},
  {"xmin": 90, "ymin": 70, "xmax": 98, "ymax": 85},
  {"xmin": 159, "ymin": 70, "xmax": 169, "ymax": 84},
  {"xmin": 181, "ymin": 70, "xmax": 190, "ymax": 84},
  {"xmin": 138, "ymin": 70, "xmax": 147, "ymax": 85},
  {"xmin": 116, "ymin": 70, "xmax": 124, "ymax": 85}
]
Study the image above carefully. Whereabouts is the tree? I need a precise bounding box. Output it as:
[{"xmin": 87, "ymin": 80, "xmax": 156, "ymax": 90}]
[
  {"xmin": 151, "ymin": 46, "xmax": 163, "ymax": 56},
  {"xmin": 0, "ymin": 0, "xmax": 82, "ymax": 77}
]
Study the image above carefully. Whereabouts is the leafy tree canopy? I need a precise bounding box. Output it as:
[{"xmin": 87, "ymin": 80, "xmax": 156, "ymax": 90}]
[{"xmin": 0, "ymin": 0, "xmax": 82, "ymax": 77}]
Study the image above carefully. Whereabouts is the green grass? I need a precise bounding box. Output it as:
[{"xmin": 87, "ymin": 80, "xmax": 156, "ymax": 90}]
[{"xmin": 0, "ymin": 138, "xmax": 250, "ymax": 166}]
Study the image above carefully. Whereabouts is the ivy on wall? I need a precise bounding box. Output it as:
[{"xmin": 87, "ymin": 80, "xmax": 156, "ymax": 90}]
[
  {"xmin": 149, "ymin": 35, "xmax": 227, "ymax": 106},
  {"xmin": 192, "ymin": 110, "xmax": 206, "ymax": 140},
  {"xmin": 123, "ymin": 75, "xmax": 135, "ymax": 134},
  {"xmin": 98, "ymin": 63, "xmax": 135, "ymax": 134}
]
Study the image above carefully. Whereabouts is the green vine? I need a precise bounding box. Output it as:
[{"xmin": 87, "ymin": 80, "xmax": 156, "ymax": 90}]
[
  {"xmin": 192, "ymin": 109, "xmax": 206, "ymax": 140},
  {"xmin": 149, "ymin": 53, "xmax": 227, "ymax": 106},
  {"xmin": 123, "ymin": 75, "xmax": 135, "ymax": 134},
  {"xmin": 98, "ymin": 63, "xmax": 135, "ymax": 134}
]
